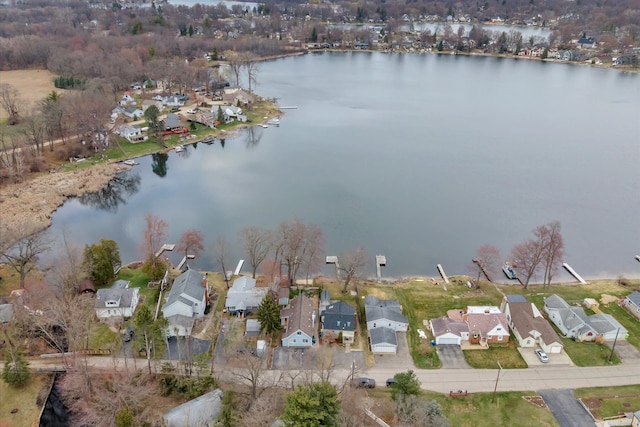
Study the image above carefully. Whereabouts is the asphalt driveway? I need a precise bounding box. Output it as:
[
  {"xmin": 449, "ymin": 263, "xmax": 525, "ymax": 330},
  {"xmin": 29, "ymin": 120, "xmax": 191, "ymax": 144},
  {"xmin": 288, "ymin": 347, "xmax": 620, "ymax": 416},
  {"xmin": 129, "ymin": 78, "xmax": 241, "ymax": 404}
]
[
  {"xmin": 605, "ymin": 340, "xmax": 640, "ymax": 364},
  {"xmin": 437, "ymin": 345, "xmax": 470, "ymax": 369},
  {"xmin": 538, "ymin": 389, "xmax": 596, "ymax": 427}
]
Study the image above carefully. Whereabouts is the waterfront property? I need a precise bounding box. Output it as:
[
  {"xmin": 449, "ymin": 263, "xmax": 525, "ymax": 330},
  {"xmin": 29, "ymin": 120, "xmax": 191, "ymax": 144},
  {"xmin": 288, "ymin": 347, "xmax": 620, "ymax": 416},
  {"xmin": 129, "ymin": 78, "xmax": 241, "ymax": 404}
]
[
  {"xmin": 321, "ymin": 300, "xmax": 356, "ymax": 343},
  {"xmin": 430, "ymin": 316, "xmax": 469, "ymax": 345},
  {"xmin": 225, "ymin": 276, "xmax": 268, "ymax": 316},
  {"xmin": 94, "ymin": 280, "xmax": 140, "ymax": 319},
  {"xmin": 464, "ymin": 306, "xmax": 510, "ymax": 346},
  {"xmin": 502, "ymin": 295, "xmax": 563, "ymax": 354},
  {"xmin": 364, "ymin": 296, "xmax": 408, "ymax": 354},
  {"xmin": 162, "ymin": 269, "xmax": 208, "ymax": 337},
  {"xmin": 544, "ymin": 294, "xmax": 628, "ymax": 341},
  {"xmin": 621, "ymin": 292, "xmax": 640, "ymax": 320},
  {"xmin": 280, "ymin": 294, "xmax": 316, "ymax": 348}
]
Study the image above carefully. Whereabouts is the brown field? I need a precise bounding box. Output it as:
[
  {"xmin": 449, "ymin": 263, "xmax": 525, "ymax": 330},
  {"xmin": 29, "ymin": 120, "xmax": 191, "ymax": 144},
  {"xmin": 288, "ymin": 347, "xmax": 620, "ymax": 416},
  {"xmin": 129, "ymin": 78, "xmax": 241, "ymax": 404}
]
[{"xmin": 0, "ymin": 69, "xmax": 60, "ymax": 118}]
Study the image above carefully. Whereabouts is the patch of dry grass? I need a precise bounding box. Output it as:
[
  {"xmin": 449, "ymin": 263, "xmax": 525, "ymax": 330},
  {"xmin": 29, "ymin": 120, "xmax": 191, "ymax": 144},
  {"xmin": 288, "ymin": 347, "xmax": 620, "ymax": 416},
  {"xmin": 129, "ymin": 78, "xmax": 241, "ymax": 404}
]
[
  {"xmin": 0, "ymin": 70, "xmax": 62, "ymax": 118},
  {"xmin": 0, "ymin": 374, "xmax": 51, "ymax": 427}
]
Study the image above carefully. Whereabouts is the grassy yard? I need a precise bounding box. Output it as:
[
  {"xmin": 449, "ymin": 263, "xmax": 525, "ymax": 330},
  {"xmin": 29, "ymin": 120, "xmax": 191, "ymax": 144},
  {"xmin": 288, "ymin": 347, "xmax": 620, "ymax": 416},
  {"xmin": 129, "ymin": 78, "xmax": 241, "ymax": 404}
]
[
  {"xmin": 116, "ymin": 267, "xmax": 159, "ymax": 309},
  {"xmin": 464, "ymin": 340, "xmax": 528, "ymax": 369},
  {"xmin": 0, "ymin": 374, "xmax": 52, "ymax": 427},
  {"xmin": 575, "ymin": 385, "xmax": 640, "ymax": 419},
  {"xmin": 368, "ymin": 388, "xmax": 559, "ymax": 427},
  {"xmin": 88, "ymin": 322, "xmax": 118, "ymax": 350}
]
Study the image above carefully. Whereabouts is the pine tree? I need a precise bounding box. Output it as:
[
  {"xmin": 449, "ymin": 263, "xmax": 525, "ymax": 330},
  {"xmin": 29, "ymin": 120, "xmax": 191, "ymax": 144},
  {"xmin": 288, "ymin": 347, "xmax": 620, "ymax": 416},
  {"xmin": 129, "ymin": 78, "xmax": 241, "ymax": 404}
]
[
  {"xmin": 257, "ymin": 294, "xmax": 281, "ymax": 336},
  {"xmin": 282, "ymin": 382, "xmax": 340, "ymax": 427}
]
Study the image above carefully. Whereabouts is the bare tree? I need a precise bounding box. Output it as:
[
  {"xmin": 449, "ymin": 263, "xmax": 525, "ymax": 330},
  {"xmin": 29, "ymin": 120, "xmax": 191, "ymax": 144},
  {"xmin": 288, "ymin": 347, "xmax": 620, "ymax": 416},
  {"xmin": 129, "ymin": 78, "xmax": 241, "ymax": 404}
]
[
  {"xmin": 224, "ymin": 50, "xmax": 242, "ymax": 87},
  {"xmin": 510, "ymin": 238, "xmax": 545, "ymax": 289},
  {"xmin": 276, "ymin": 219, "xmax": 325, "ymax": 288},
  {"xmin": 139, "ymin": 213, "xmax": 169, "ymax": 265},
  {"xmin": 472, "ymin": 244, "xmax": 500, "ymax": 285},
  {"xmin": 177, "ymin": 229, "xmax": 205, "ymax": 260},
  {"xmin": 46, "ymin": 231, "xmax": 85, "ymax": 296},
  {"xmin": 537, "ymin": 221, "xmax": 564, "ymax": 287},
  {"xmin": 340, "ymin": 247, "xmax": 368, "ymax": 294},
  {"xmin": 240, "ymin": 226, "xmax": 272, "ymax": 279},
  {"xmin": 240, "ymin": 52, "xmax": 259, "ymax": 92},
  {"xmin": 0, "ymin": 83, "xmax": 22, "ymax": 125},
  {"xmin": 213, "ymin": 235, "xmax": 231, "ymax": 288},
  {"xmin": 0, "ymin": 222, "xmax": 52, "ymax": 288}
]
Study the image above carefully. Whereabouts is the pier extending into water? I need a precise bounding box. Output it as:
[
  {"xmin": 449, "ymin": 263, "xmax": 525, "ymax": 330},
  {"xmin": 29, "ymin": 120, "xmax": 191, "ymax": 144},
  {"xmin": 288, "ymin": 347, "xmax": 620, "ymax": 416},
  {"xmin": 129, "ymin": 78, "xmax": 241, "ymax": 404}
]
[
  {"xmin": 375, "ymin": 255, "xmax": 386, "ymax": 283},
  {"xmin": 437, "ymin": 264, "xmax": 449, "ymax": 284},
  {"xmin": 562, "ymin": 262, "xmax": 587, "ymax": 284}
]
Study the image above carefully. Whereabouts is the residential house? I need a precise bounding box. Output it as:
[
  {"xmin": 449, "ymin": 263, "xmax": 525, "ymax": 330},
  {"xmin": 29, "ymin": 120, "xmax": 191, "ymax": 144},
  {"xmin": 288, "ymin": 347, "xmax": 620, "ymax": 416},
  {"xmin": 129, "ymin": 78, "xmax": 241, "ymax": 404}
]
[
  {"xmin": 321, "ymin": 301, "xmax": 356, "ymax": 343},
  {"xmin": 463, "ymin": 306, "xmax": 509, "ymax": 346},
  {"xmin": 544, "ymin": 294, "xmax": 627, "ymax": 341},
  {"xmin": 116, "ymin": 125, "xmax": 147, "ymax": 143},
  {"xmin": 163, "ymin": 95, "xmax": 187, "ymax": 108},
  {"xmin": 162, "ymin": 269, "xmax": 208, "ymax": 337},
  {"xmin": 430, "ymin": 316, "xmax": 469, "ymax": 345},
  {"xmin": 163, "ymin": 389, "xmax": 223, "ymax": 427},
  {"xmin": 576, "ymin": 37, "xmax": 596, "ymax": 49},
  {"xmin": 222, "ymin": 88, "xmax": 254, "ymax": 106},
  {"xmin": 622, "ymin": 291, "xmax": 640, "ymax": 320},
  {"xmin": 364, "ymin": 296, "xmax": 409, "ymax": 332},
  {"xmin": 164, "ymin": 113, "xmax": 183, "ymax": 131},
  {"xmin": 280, "ymin": 294, "xmax": 316, "ymax": 348},
  {"xmin": 632, "ymin": 410, "xmax": 640, "ymax": 427},
  {"xmin": 225, "ymin": 276, "xmax": 268, "ymax": 315},
  {"xmin": 278, "ymin": 286, "xmax": 290, "ymax": 307},
  {"xmin": 119, "ymin": 92, "xmax": 135, "ymax": 106},
  {"xmin": 369, "ymin": 327, "xmax": 398, "ymax": 354},
  {"xmin": 118, "ymin": 106, "xmax": 143, "ymax": 119},
  {"xmin": 141, "ymin": 99, "xmax": 163, "ymax": 113},
  {"xmin": 319, "ymin": 289, "xmax": 331, "ymax": 314},
  {"xmin": 94, "ymin": 280, "xmax": 140, "ymax": 319},
  {"xmin": 614, "ymin": 55, "xmax": 638, "ymax": 66},
  {"xmin": 502, "ymin": 295, "xmax": 563, "ymax": 354},
  {"xmin": 210, "ymin": 105, "xmax": 247, "ymax": 123}
]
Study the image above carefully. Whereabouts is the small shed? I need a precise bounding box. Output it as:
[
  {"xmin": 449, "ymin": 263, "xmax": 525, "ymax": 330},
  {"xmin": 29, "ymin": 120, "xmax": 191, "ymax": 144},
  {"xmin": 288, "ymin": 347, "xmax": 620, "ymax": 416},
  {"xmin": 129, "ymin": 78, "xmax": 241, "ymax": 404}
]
[
  {"xmin": 257, "ymin": 340, "xmax": 266, "ymax": 357},
  {"xmin": 245, "ymin": 319, "xmax": 261, "ymax": 339}
]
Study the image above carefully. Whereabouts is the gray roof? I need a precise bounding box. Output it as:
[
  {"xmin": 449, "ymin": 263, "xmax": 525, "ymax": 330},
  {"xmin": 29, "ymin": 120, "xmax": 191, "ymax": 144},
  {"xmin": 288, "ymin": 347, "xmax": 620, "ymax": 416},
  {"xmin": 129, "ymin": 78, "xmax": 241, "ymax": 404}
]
[
  {"xmin": 225, "ymin": 276, "xmax": 267, "ymax": 311},
  {"xmin": 320, "ymin": 289, "xmax": 331, "ymax": 301},
  {"xmin": 546, "ymin": 294, "xmax": 627, "ymax": 337},
  {"xmin": 430, "ymin": 316, "xmax": 468, "ymax": 337},
  {"xmin": 94, "ymin": 287, "xmax": 139, "ymax": 309},
  {"xmin": 0, "ymin": 303, "xmax": 14, "ymax": 323},
  {"xmin": 112, "ymin": 280, "xmax": 131, "ymax": 289},
  {"xmin": 626, "ymin": 291, "xmax": 640, "ymax": 307},
  {"xmin": 164, "ymin": 269, "xmax": 206, "ymax": 308},
  {"xmin": 544, "ymin": 294, "xmax": 570, "ymax": 310},
  {"xmin": 507, "ymin": 302, "xmax": 562, "ymax": 345},
  {"xmin": 246, "ymin": 319, "xmax": 262, "ymax": 333},
  {"xmin": 164, "ymin": 389, "xmax": 223, "ymax": 427},
  {"xmin": 164, "ymin": 113, "xmax": 182, "ymax": 130},
  {"xmin": 369, "ymin": 327, "xmax": 397, "ymax": 346},
  {"xmin": 365, "ymin": 297, "xmax": 408, "ymax": 324},
  {"xmin": 505, "ymin": 294, "xmax": 528, "ymax": 303},
  {"xmin": 323, "ymin": 301, "xmax": 356, "ymax": 332}
]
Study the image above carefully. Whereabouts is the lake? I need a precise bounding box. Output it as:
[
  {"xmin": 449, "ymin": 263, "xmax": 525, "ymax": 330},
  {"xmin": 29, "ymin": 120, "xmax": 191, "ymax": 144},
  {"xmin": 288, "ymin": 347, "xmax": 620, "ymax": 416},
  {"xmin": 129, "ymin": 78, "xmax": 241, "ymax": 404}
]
[{"xmin": 49, "ymin": 52, "xmax": 640, "ymax": 281}]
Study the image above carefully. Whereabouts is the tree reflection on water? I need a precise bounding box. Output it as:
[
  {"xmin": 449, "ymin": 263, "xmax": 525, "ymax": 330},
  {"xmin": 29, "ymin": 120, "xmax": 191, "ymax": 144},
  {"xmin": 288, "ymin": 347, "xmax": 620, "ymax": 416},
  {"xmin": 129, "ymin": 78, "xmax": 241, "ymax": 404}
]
[
  {"xmin": 151, "ymin": 152, "xmax": 168, "ymax": 178},
  {"xmin": 78, "ymin": 171, "xmax": 141, "ymax": 212}
]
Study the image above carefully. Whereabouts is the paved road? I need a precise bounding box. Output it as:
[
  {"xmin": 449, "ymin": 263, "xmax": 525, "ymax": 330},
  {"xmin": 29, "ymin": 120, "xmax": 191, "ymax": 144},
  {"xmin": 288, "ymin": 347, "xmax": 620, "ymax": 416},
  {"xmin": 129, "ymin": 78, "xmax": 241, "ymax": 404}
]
[{"xmin": 539, "ymin": 389, "xmax": 596, "ymax": 427}]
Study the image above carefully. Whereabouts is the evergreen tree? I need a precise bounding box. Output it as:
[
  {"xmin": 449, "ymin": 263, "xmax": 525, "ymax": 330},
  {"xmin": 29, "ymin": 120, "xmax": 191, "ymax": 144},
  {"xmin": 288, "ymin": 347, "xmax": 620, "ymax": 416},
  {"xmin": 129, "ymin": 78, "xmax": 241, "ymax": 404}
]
[
  {"xmin": 2, "ymin": 351, "xmax": 30, "ymax": 386},
  {"xmin": 257, "ymin": 294, "xmax": 281, "ymax": 336},
  {"xmin": 390, "ymin": 370, "xmax": 421, "ymax": 401},
  {"xmin": 215, "ymin": 391, "xmax": 239, "ymax": 426},
  {"xmin": 83, "ymin": 239, "xmax": 121, "ymax": 285},
  {"xmin": 282, "ymin": 382, "xmax": 340, "ymax": 427},
  {"xmin": 311, "ymin": 27, "xmax": 318, "ymax": 42}
]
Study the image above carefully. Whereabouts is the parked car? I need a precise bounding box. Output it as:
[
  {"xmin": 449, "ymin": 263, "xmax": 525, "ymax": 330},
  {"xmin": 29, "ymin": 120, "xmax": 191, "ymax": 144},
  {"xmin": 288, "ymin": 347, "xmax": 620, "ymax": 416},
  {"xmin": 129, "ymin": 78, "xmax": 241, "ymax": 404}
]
[
  {"xmin": 386, "ymin": 378, "xmax": 397, "ymax": 387},
  {"xmin": 535, "ymin": 348, "xmax": 549, "ymax": 363},
  {"xmin": 187, "ymin": 107, "xmax": 199, "ymax": 114},
  {"xmin": 351, "ymin": 377, "xmax": 376, "ymax": 388},
  {"xmin": 123, "ymin": 326, "xmax": 134, "ymax": 342}
]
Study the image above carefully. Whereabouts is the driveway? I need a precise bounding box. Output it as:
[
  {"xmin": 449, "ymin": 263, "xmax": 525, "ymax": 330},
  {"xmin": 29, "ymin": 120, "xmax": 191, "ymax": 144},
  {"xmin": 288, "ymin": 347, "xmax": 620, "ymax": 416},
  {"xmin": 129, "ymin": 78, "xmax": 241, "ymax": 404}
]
[
  {"xmin": 538, "ymin": 389, "xmax": 596, "ymax": 427},
  {"xmin": 605, "ymin": 340, "xmax": 640, "ymax": 364},
  {"xmin": 436, "ymin": 345, "xmax": 471, "ymax": 369},
  {"xmin": 518, "ymin": 347, "xmax": 574, "ymax": 366},
  {"xmin": 372, "ymin": 332, "xmax": 414, "ymax": 370}
]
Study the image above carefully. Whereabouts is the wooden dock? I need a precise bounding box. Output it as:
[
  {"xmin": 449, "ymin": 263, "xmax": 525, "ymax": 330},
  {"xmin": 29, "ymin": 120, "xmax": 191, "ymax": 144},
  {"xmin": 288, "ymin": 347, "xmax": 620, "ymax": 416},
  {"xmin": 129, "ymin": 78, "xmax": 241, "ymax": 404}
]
[
  {"xmin": 234, "ymin": 260, "xmax": 244, "ymax": 275},
  {"xmin": 436, "ymin": 264, "xmax": 449, "ymax": 284},
  {"xmin": 635, "ymin": 255, "xmax": 640, "ymax": 263},
  {"xmin": 154, "ymin": 243, "xmax": 175, "ymax": 258},
  {"xmin": 562, "ymin": 263, "xmax": 587, "ymax": 284},
  {"xmin": 375, "ymin": 255, "xmax": 386, "ymax": 283},
  {"xmin": 472, "ymin": 258, "xmax": 493, "ymax": 282}
]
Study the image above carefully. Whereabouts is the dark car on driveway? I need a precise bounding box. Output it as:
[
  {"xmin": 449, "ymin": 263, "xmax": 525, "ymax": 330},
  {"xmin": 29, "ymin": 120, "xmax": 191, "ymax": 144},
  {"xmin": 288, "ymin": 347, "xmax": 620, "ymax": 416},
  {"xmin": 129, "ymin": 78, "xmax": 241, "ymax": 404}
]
[
  {"xmin": 386, "ymin": 378, "xmax": 396, "ymax": 387},
  {"xmin": 123, "ymin": 326, "xmax": 134, "ymax": 342},
  {"xmin": 351, "ymin": 377, "xmax": 376, "ymax": 388}
]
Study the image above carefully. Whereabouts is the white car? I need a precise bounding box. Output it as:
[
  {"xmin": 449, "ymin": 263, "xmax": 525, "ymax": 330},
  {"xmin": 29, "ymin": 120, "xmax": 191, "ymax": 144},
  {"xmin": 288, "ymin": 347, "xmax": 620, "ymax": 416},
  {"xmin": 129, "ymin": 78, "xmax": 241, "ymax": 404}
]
[
  {"xmin": 535, "ymin": 349, "xmax": 549, "ymax": 363},
  {"xmin": 186, "ymin": 107, "xmax": 199, "ymax": 114}
]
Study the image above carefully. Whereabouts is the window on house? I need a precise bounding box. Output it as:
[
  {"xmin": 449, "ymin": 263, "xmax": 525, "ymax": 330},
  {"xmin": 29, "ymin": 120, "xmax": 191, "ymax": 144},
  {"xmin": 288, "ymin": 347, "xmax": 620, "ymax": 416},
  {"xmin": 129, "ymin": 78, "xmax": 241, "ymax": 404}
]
[
  {"xmin": 297, "ymin": 331, "xmax": 301, "ymax": 335},
  {"xmin": 498, "ymin": 335, "xmax": 503, "ymax": 341},
  {"xmin": 303, "ymin": 339, "xmax": 309, "ymax": 343},
  {"xmin": 373, "ymin": 323, "xmax": 376, "ymax": 328},
  {"xmin": 337, "ymin": 321, "xmax": 341, "ymax": 326}
]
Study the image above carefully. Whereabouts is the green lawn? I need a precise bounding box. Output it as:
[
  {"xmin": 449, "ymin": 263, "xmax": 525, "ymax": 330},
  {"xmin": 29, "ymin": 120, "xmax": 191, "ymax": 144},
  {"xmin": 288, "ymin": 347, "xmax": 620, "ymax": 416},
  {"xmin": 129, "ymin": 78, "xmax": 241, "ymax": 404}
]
[
  {"xmin": 117, "ymin": 267, "xmax": 159, "ymax": 308},
  {"xmin": 0, "ymin": 374, "xmax": 52, "ymax": 427},
  {"xmin": 464, "ymin": 340, "xmax": 528, "ymax": 369},
  {"xmin": 88, "ymin": 322, "xmax": 118, "ymax": 350},
  {"xmin": 574, "ymin": 385, "xmax": 640, "ymax": 419}
]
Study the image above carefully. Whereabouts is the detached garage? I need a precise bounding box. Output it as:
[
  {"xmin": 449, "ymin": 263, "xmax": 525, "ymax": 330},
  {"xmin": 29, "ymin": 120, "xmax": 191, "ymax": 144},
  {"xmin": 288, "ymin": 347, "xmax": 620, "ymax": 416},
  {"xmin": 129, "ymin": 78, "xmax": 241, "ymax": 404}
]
[
  {"xmin": 430, "ymin": 316, "xmax": 469, "ymax": 346},
  {"xmin": 369, "ymin": 327, "xmax": 398, "ymax": 354}
]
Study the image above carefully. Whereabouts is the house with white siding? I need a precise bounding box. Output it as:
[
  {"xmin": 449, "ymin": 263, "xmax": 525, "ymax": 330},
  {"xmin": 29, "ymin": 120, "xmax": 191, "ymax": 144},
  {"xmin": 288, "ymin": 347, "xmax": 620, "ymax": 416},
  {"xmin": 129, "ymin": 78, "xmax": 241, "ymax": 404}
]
[
  {"xmin": 225, "ymin": 276, "xmax": 268, "ymax": 316},
  {"xmin": 94, "ymin": 280, "xmax": 140, "ymax": 319},
  {"xmin": 162, "ymin": 269, "xmax": 208, "ymax": 337},
  {"xmin": 280, "ymin": 294, "xmax": 316, "ymax": 348},
  {"xmin": 502, "ymin": 294, "xmax": 563, "ymax": 354},
  {"xmin": 364, "ymin": 296, "xmax": 408, "ymax": 354}
]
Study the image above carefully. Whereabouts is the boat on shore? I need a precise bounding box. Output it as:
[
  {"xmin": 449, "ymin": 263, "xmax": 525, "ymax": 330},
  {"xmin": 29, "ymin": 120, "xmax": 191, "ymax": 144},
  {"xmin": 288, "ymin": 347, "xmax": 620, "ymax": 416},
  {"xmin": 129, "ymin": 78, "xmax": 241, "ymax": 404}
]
[
  {"xmin": 123, "ymin": 159, "xmax": 138, "ymax": 166},
  {"xmin": 175, "ymin": 145, "xmax": 185, "ymax": 153},
  {"xmin": 267, "ymin": 118, "xmax": 280, "ymax": 126},
  {"xmin": 502, "ymin": 264, "xmax": 518, "ymax": 280}
]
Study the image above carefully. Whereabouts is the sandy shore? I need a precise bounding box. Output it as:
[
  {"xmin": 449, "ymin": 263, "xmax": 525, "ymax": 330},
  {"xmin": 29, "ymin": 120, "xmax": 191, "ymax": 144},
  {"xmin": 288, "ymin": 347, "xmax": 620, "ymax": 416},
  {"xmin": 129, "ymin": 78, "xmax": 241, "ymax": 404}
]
[{"xmin": 0, "ymin": 163, "xmax": 128, "ymax": 233}]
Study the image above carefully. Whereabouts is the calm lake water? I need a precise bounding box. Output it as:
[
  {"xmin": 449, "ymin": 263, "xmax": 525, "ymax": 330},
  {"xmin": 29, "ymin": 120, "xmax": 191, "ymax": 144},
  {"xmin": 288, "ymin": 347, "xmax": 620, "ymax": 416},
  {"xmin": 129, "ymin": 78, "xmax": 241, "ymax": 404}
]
[{"xmin": 49, "ymin": 52, "xmax": 640, "ymax": 281}]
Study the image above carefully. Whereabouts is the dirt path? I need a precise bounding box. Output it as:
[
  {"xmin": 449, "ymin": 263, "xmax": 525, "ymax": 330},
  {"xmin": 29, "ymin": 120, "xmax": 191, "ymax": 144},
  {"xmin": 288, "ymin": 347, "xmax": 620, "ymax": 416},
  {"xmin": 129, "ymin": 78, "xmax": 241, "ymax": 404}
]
[{"xmin": 0, "ymin": 162, "xmax": 127, "ymax": 233}]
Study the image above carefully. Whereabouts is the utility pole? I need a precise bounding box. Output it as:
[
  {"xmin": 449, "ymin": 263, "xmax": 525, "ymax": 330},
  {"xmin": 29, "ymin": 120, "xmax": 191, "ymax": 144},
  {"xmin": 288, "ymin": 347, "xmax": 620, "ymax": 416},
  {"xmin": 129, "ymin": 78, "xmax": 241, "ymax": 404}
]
[
  {"xmin": 609, "ymin": 327, "xmax": 621, "ymax": 362},
  {"xmin": 492, "ymin": 361, "xmax": 503, "ymax": 403}
]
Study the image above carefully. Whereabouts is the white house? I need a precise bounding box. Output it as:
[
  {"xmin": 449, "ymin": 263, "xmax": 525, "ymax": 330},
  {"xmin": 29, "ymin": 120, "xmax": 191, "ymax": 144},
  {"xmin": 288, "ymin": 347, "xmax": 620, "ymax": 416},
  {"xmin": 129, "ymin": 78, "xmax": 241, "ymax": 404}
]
[
  {"xmin": 164, "ymin": 389, "xmax": 223, "ymax": 427},
  {"xmin": 116, "ymin": 125, "xmax": 147, "ymax": 143},
  {"xmin": 225, "ymin": 276, "xmax": 268, "ymax": 315},
  {"xmin": 622, "ymin": 291, "xmax": 640, "ymax": 320},
  {"xmin": 119, "ymin": 93, "xmax": 135, "ymax": 106},
  {"xmin": 369, "ymin": 327, "xmax": 398, "ymax": 354},
  {"xmin": 364, "ymin": 296, "xmax": 408, "ymax": 332},
  {"xmin": 544, "ymin": 294, "xmax": 627, "ymax": 341},
  {"xmin": 464, "ymin": 306, "xmax": 510, "ymax": 346},
  {"xmin": 280, "ymin": 294, "xmax": 316, "ymax": 348},
  {"xmin": 94, "ymin": 280, "xmax": 140, "ymax": 319},
  {"xmin": 502, "ymin": 295, "xmax": 563, "ymax": 354},
  {"xmin": 162, "ymin": 269, "xmax": 208, "ymax": 337}
]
